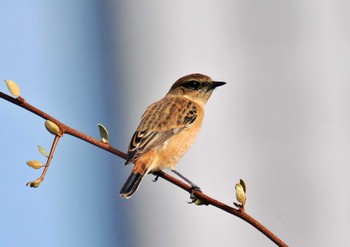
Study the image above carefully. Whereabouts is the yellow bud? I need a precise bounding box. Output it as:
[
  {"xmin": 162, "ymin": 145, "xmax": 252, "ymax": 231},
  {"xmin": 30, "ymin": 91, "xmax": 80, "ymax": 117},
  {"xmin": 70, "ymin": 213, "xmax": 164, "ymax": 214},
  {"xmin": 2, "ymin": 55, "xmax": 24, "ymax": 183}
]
[
  {"xmin": 235, "ymin": 183, "xmax": 246, "ymax": 206},
  {"xmin": 26, "ymin": 160, "xmax": 44, "ymax": 169},
  {"xmin": 37, "ymin": 145, "xmax": 48, "ymax": 157},
  {"xmin": 45, "ymin": 120, "xmax": 61, "ymax": 136},
  {"xmin": 4, "ymin": 79, "xmax": 21, "ymax": 97}
]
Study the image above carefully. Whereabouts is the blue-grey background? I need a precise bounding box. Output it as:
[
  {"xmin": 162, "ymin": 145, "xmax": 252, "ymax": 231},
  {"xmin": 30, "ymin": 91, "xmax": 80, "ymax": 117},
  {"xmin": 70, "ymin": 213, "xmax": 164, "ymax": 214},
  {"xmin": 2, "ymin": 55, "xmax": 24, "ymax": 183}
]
[{"xmin": 1, "ymin": 1, "xmax": 349, "ymax": 246}]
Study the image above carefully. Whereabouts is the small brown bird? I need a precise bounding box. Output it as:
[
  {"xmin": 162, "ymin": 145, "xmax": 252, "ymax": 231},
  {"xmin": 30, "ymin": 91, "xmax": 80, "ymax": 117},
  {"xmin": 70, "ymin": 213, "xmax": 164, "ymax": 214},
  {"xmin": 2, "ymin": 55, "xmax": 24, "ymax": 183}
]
[{"xmin": 120, "ymin": 73, "xmax": 225, "ymax": 198}]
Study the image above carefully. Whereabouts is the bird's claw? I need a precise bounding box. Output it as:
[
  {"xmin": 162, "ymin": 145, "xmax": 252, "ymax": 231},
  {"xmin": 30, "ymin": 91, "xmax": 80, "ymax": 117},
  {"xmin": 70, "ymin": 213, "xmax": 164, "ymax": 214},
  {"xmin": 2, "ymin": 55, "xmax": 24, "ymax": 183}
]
[
  {"xmin": 233, "ymin": 202, "xmax": 245, "ymax": 211},
  {"xmin": 187, "ymin": 185, "xmax": 208, "ymax": 206},
  {"xmin": 152, "ymin": 175, "xmax": 159, "ymax": 182},
  {"xmin": 191, "ymin": 184, "xmax": 201, "ymax": 192}
]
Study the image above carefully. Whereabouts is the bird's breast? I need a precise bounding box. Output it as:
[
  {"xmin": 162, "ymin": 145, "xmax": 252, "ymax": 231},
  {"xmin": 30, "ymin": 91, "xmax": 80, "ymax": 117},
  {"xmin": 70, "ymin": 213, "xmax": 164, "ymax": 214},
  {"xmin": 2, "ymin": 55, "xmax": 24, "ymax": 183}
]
[{"xmin": 150, "ymin": 112, "xmax": 203, "ymax": 171}]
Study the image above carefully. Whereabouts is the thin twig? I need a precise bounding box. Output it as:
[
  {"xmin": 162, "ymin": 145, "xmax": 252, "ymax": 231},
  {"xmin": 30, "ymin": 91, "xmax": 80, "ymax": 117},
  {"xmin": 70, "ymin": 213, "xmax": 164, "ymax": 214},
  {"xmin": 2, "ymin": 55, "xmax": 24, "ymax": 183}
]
[
  {"xmin": 39, "ymin": 135, "xmax": 60, "ymax": 181},
  {"xmin": 0, "ymin": 91, "xmax": 288, "ymax": 247}
]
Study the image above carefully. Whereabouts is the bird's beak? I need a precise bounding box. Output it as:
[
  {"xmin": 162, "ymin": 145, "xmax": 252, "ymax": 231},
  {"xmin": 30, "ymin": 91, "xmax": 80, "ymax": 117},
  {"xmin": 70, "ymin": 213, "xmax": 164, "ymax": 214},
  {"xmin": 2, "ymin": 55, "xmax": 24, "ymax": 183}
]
[{"xmin": 210, "ymin": 81, "xmax": 226, "ymax": 89}]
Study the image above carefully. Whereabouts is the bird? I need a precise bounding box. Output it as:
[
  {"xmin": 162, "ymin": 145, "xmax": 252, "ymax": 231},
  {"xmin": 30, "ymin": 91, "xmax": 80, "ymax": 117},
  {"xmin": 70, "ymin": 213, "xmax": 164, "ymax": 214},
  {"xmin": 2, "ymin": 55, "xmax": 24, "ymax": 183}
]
[{"xmin": 120, "ymin": 73, "xmax": 226, "ymax": 199}]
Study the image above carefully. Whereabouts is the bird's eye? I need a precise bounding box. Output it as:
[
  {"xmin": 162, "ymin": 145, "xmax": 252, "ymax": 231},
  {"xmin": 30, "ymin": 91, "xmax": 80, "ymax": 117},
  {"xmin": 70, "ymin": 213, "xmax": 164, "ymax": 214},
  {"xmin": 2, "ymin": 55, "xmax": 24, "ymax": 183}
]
[{"xmin": 184, "ymin": 80, "xmax": 200, "ymax": 90}]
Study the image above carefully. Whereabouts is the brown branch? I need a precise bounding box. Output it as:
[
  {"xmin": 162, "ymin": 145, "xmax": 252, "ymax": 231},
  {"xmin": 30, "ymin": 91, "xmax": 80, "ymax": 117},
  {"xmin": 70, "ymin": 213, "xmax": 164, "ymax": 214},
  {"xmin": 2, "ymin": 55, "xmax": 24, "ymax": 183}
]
[
  {"xmin": 26, "ymin": 135, "xmax": 61, "ymax": 187},
  {"xmin": 0, "ymin": 92, "xmax": 127, "ymax": 159},
  {"xmin": 0, "ymin": 91, "xmax": 288, "ymax": 247},
  {"xmin": 40, "ymin": 135, "xmax": 60, "ymax": 181}
]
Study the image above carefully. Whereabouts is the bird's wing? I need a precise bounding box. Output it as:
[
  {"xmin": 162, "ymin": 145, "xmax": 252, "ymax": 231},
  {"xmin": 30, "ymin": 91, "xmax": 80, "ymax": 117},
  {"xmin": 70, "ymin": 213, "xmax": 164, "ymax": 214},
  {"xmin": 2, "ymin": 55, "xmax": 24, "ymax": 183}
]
[{"xmin": 126, "ymin": 97, "xmax": 198, "ymax": 163}]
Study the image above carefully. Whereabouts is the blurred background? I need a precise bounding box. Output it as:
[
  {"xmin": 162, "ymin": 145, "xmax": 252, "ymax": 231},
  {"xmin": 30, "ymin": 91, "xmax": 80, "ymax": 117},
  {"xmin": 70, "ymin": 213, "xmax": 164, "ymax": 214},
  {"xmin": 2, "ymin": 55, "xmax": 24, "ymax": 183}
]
[{"xmin": 1, "ymin": 1, "xmax": 349, "ymax": 246}]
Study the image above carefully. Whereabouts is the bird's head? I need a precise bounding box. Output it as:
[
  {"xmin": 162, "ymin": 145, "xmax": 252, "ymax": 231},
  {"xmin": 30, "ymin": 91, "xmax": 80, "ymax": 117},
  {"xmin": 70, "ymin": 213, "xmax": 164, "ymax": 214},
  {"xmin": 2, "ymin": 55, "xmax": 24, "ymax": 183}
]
[{"xmin": 167, "ymin": 73, "xmax": 226, "ymax": 104}]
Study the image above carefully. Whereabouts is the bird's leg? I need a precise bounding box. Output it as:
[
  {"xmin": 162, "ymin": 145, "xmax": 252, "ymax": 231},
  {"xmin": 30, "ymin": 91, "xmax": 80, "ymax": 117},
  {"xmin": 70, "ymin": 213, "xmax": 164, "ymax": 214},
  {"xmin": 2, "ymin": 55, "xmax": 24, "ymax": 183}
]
[
  {"xmin": 171, "ymin": 169, "xmax": 201, "ymax": 192},
  {"xmin": 171, "ymin": 170, "xmax": 207, "ymax": 205}
]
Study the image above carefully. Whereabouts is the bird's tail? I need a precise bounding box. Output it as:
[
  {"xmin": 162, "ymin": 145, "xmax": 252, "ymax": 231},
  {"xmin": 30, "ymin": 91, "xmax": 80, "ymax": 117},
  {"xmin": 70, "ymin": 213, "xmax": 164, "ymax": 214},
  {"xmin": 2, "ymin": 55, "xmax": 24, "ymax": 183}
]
[{"xmin": 120, "ymin": 165, "xmax": 148, "ymax": 199}]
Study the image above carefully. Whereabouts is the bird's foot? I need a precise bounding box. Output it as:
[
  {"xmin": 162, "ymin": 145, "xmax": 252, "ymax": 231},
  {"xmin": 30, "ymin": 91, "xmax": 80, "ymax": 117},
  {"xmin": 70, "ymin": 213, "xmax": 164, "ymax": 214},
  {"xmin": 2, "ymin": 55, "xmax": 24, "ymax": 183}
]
[
  {"xmin": 188, "ymin": 185, "xmax": 208, "ymax": 206},
  {"xmin": 152, "ymin": 174, "xmax": 159, "ymax": 182},
  {"xmin": 233, "ymin": 202, "xmax": 245, "ymax": 211},
  {"xmin": 190, "ymin": 184, "xmax": 201, "ymax": 192}
]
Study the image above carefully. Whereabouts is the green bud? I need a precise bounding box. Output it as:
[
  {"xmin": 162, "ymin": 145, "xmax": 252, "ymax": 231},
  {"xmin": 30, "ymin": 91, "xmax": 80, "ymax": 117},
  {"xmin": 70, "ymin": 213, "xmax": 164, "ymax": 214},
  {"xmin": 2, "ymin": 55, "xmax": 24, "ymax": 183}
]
[
  {"xmin": 97, "ymin": 123, "xmax": 109, "ymax": 143},
  {"xmin": 45, "ymin": 120, "xmax": 61, "ymax": 136},
  {"xmin": 189, "ymin": 193, "xmax": 208, "ymax": 206}
]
